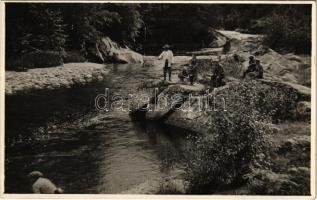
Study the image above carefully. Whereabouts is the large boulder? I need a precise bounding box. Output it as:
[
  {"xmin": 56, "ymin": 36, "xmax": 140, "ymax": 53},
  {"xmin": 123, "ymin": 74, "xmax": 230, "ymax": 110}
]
[
  {"xmin": 93, "ymin": 37, "xmax": 144, "ymax": 64},
  {"xmin": 146, "ymin": 84, "xmax": 206, "ymax": 121}
]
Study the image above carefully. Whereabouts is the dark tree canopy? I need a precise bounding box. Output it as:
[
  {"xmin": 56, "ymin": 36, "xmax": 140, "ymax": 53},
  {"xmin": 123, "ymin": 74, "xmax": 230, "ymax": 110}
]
[{"xmin": 5, "ymin": 3, "xmax": 312, "ymax": 59}]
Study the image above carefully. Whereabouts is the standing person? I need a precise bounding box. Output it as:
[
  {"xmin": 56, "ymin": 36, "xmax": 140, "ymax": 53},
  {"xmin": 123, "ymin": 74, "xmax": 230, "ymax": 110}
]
[
  {"xmin": 158, "ymin": 44, "xmax": 173, "ymax": 81},
  {"xmin": 222, "ymin": 39, "xmax": 231, "ymax": 54},
  {"xmin": 188, "ymin": 55, "xmax": 198, "ymax": 85},
  {"xmin": 28, "ymin": 171, "xmax": 63, "ymax": 194},
  {"xmin": 210, "ymin": 60, "xmax": 225, "ymax": 88}
]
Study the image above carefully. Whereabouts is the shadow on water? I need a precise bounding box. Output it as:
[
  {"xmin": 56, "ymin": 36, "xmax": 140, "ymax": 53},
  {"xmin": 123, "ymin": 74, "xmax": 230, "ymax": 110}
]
[{"xmin": 5, "ymin": 63, "xmax": 190, "ymax": 194}]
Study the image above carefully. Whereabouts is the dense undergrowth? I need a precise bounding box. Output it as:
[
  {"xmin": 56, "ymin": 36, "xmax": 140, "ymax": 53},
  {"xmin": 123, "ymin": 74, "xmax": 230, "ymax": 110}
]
[{"xmin": 181, "ymin": 81, "xmax": 306, "ymax": 194}]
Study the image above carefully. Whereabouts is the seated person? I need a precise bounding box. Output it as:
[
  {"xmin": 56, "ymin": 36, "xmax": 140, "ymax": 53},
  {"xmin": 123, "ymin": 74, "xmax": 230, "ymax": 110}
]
[
  {"xmin": 28, "ymin": 171, "xmax": 63, "ymax": 194},
  {"xmin": 178, "ymin": 68, "xmax": 189, "ymax": 81},
  {"xmin": 243, "ymin": 58, "xmax": 256, "ymax": 79},
  {"xmin": 255, "ymin": 59, "xmax": 263, "ymax": 79},
  {"xmin": 243, "ymin": 59, "xmax": 263, "ymax": 79}
]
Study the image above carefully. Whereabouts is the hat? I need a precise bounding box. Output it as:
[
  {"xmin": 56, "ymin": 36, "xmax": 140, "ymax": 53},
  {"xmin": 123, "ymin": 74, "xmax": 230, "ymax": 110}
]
[
  {"xmin": 163, "ymin": 44, "xmax": 170, "ymax": 49},
  {"xmin": 28, "ymin": 171, "xmax": 43, "ymax": 179}
]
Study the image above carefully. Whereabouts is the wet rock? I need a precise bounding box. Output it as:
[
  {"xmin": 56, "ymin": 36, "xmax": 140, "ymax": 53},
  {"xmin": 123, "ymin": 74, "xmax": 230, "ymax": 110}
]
[
  {"xmin": 209, "ymin": 30, "xmax": 228, "ymax": 48},
  {"xmin": 159, "ymin": 178, "xmax": 188, "ymax": 194},
  {"xmin": 146, "ymin": 83, "xmax": 206, "ymax": 121},
  {"xmin": 97, "ymin": 75, "xmax": 104, "ymax": 81}
]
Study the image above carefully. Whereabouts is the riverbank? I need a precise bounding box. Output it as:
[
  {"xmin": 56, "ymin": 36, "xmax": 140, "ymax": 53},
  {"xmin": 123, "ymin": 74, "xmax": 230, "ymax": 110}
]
[
  {"xmin": 5, "ymin": 63, "xmax": 111, "ymax": 96},
  {"xmin": 5, "ymin": 55, "xmax": 204, "ymax": 96},
  {"xmin": 5, "ymin": 30, "xmax": 312, "ymax": 195}
]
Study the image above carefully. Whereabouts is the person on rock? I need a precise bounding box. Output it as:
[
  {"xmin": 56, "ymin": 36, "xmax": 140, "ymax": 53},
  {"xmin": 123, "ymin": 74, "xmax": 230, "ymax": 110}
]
[
  {"xmin": 248, "ymin": 55, "xmax": 256, "ymax": 65},
  {"xmin": 158, "ymin": 44, "xmax": 173, "ymax": 81},
  {"xmin": 243, "ymin": 56, "xmax": 257, "ymax": 79},
  {"xmin": 188, "ymin": 55, "xmax": 198, "ymax": 85},
  {"xmin": 255, "ymin": 59, "xmax": 264, "ymax": 79},
  {"xmin": 210, "ymin": 60, "xmax": 225, "ymax": 88},
  {"xmin": 178, "ymin": 68, "xmax": 189, "ymax": 82},
  {"xmin": 222, "ymin": 39, "xmax": 231, "ymax": 54},
  {"xmin": 28, "ymin": 171, "xmax": 63, "ymax": 194}
]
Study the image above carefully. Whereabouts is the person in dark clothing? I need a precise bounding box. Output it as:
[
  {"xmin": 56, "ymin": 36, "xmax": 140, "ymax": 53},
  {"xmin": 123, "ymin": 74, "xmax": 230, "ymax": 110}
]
[
  {"xmin": 210, "ymin": 61, "xmax": 225, "ymax": 88},
  {"xmin": 223, "ymin": 39, "xmax": 231, "ymax": 54},
  {"xmin": 188, "ymin": 55, "xmax": 198, "ymax": 85},
  {"xmin": 243, "ymin": 56, "xmax": 257, "ymax": 79},
  {"xmin": 255, "ymin": 59, "xmax": 264, "ymax": 78},
  {"xmin": 178, "ymin": 68, "xmax": 188, "ymax": 82},
  {"xmin": 249, "ymin": 55, "xmax": 256, "ymax": 65},
  {"xmin": 188, "ymin": 64, "xmax": 196, "ymax": 85}
]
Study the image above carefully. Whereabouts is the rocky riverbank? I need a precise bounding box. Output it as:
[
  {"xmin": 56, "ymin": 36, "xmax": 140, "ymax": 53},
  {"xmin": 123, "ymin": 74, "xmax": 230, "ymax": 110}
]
[
  {"xmin": 130, "ymin": 30, "xmax": 312, "ymax": 195},
  {"xmin": 5, "ymin": 29, "xmax": 312, "ymax": 195},
  {"xmin": 5, "ymin": 63, "xmax": 111, "ymax": 96}
]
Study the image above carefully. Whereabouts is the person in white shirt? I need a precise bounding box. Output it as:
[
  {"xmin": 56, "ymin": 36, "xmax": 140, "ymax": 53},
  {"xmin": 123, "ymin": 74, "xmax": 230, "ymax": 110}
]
[{"xmin": 158, "ymin": 44, "xmax": 173, "ymax": 81}]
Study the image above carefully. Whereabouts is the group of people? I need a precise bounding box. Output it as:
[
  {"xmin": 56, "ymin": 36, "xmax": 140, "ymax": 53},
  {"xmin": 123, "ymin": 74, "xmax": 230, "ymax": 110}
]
[{"xmin": 158, "ymin": 44, "xmax": 263, "ymax": 88}]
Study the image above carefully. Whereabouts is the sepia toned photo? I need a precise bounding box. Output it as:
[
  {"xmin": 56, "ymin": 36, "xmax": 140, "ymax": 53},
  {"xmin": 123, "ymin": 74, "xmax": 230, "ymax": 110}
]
[{"xmin": 1, "ymin": 1, "xmax": 315, "ymax": 197}]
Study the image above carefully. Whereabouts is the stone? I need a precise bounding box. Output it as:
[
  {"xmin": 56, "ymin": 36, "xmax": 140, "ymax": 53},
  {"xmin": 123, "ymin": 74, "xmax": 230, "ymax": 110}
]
[
  {"xmin": 296, "ymin": 101, "xmax": 311, "ymax": 119},
  {"xmin": 95, "ymin": 37, "xmax": 144, "ymax": 64}
]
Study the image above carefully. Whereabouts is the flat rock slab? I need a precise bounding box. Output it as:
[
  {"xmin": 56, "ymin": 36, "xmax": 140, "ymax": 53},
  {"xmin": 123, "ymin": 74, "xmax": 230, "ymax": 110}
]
[{"xmin": 146, "ymin": 83, "xmax": 206, "ymax": 121}]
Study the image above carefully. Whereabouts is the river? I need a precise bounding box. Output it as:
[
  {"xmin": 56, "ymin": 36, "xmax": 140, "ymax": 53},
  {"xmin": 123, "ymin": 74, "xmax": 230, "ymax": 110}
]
[{"xmin": 5, "ymin": 62, "xmax": 187, "ymax": 194}]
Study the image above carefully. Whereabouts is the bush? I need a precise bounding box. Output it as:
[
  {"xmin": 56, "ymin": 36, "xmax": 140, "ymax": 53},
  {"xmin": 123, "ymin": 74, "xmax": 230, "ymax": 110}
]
[
  {"xmin": 6, "ymin": 51, "xmax": 61, "ymax": 70},
  {"xmin": 246, "ymin": 168, "xmax": 310, "ymax": 195},
  {"xmin": 183, "ymin": 81, "xmax": 300, "ymax": 194}
]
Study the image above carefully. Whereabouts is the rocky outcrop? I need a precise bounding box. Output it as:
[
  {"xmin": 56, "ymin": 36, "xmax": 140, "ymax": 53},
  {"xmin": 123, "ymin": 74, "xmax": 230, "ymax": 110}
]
[
  {"xmin": 93, "ymin": 37, "xmax": 144, "ymax": 64},
  {"xmin": 216, "ymin": 30, "xmax": 311, "ymax": 86},
  {"xmin": 146, "ymin": 84, "xmax": 206, "ymax": 121},
  {"xmin": 208, "ymin": 30, "xmax": 228, "ymax": 48}
]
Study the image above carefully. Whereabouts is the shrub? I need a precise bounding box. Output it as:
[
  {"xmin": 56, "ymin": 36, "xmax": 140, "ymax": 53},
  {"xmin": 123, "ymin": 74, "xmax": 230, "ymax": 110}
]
[
  {"xmin": 183, "ymin": 81, "xmax": 299, "ymax": 194},
  {"xmin": 246, "ymin": 168, "xmax": 310, "ymax": 195}
]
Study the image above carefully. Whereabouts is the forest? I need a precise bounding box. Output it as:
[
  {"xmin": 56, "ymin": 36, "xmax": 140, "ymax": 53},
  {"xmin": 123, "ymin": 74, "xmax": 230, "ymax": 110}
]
[{"xmin": 5, "ymin": 3, "xmax": 312, "ymax": 66}]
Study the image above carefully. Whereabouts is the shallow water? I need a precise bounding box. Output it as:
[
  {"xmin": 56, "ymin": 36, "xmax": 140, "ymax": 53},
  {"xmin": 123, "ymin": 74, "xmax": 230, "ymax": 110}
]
[{"xmin": 5, "ymin": 63, "xmax": 185, "ymax": 194}]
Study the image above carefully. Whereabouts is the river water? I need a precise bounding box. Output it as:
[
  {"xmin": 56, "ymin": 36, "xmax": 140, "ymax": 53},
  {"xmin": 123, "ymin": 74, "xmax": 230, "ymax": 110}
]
[{"xmin": 5, "ymin": 63, "xmax": 187, "ymax": 194}]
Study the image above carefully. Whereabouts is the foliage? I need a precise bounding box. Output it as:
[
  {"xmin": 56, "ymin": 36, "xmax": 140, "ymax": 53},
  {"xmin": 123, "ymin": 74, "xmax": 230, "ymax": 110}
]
[
  {"xmin": 5, "ymin": 3, "xmax": 143, "ymax": 61},
  {"xmin": 183, "ymin": 81, "xmax": 300, "ymax": 193},
  {"xmin": 5, "ymin": 3, "xmax": 311, "ymax": 67},
  {"xmin": 246, "ymin": 168, "xmax": 310, "ymax": 195},
  {"xmin": 261, "ymin": 6, "xmax": 311, "ymax": 54}
]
